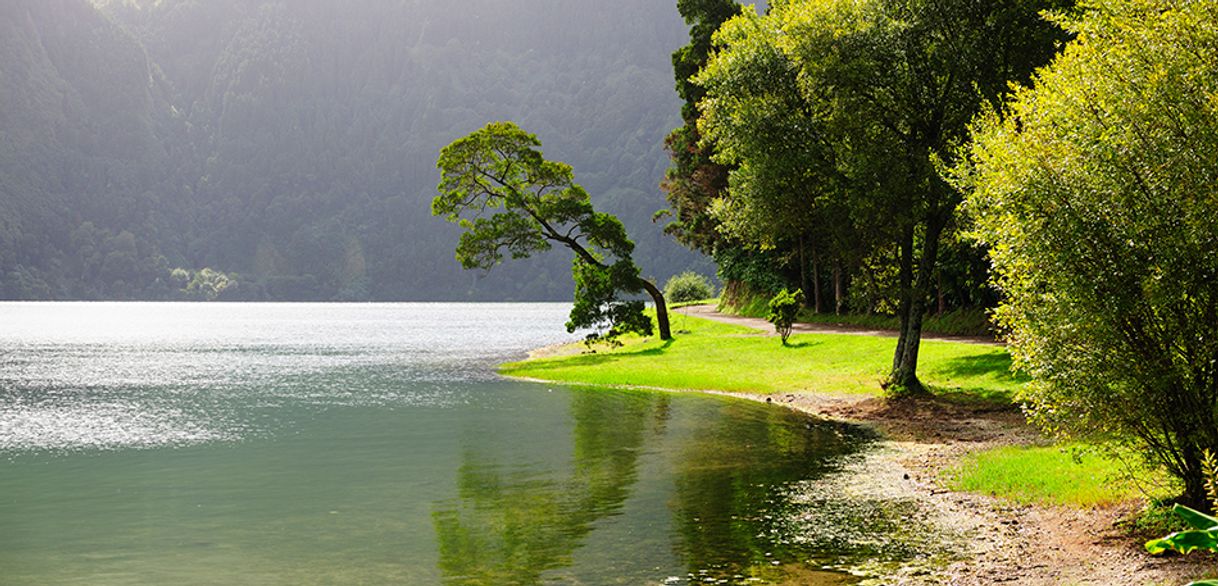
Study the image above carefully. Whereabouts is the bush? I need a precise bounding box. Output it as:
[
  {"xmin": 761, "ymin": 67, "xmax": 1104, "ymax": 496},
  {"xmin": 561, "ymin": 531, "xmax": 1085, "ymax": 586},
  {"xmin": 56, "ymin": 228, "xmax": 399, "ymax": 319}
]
[
  {"xmin": 663, "ymin": 271, "xmax": 715, "ymax": 303},
  {"xmin": 961, "ymin": 0, "xmax": 1218, "ymax": 506},
  {"xmin": 767, "ymin": 288, "xmax": 803, "ymax": 345}
]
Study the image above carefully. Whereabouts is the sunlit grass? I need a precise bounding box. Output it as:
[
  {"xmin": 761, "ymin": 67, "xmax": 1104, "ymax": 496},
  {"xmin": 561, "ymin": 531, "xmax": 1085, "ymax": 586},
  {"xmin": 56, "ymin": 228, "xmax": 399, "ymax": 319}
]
[
  {"xmin": 502, "ymin": 313, "xmax": 1025, "ymax": 399},
  {"xmin": 944, "ymin": 444, "xmax": 1173, "ymax": 507},
  {"xmin": 668, "ymin": 297, "xmax": 720, "ymax": 309}
]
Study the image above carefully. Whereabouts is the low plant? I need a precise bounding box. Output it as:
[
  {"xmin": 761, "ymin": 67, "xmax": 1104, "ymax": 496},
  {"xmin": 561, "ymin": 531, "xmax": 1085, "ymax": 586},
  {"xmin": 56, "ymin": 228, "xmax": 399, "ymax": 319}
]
[
  {"xmin": 1145, "ymin": 504, "xmax": 1218, "ymax": 556},
  {"xmin": 767, "ymin": 288, "xmax": 803, "ymax": 345},
  {"xmin": 663, "ymin": 272, "xmax": 715, "ymax": 304},
  {"xmin": 1146, "ymin": 450, "xmax": 1218, "ymax": 566}
]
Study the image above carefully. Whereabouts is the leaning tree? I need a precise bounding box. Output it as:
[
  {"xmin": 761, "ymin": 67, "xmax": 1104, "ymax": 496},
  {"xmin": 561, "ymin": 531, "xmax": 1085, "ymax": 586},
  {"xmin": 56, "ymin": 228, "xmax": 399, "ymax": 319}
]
[{"xmin": 433, "ymin": 121, "xmax": 671, "ymax": 342}]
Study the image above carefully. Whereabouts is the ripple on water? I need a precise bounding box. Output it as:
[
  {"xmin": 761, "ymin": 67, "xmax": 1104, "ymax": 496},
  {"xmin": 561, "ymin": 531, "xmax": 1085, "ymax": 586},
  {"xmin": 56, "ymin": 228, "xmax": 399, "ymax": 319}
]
[
  {"xmin": 0, "ymin": 399, "xmax": 233, "ymax": 454},
  {"xmin": 0, "ymin": 302, "xmax": 577, "ymax": 454}
]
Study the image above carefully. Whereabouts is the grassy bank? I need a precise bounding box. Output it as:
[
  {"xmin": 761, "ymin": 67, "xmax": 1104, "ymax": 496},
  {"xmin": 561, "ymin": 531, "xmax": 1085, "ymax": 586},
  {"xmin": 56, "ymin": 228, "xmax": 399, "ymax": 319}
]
[
  {"xmin": 503, "ymin": 312, "xmax": 1023, "ymax": 400},
  {"xmin": 504, "ymin": 312, "xmax": 1180, "ymax": 513},
  {"xmin": 944, "ymin": 444, "xmax": 1173, "ymax": 507}
]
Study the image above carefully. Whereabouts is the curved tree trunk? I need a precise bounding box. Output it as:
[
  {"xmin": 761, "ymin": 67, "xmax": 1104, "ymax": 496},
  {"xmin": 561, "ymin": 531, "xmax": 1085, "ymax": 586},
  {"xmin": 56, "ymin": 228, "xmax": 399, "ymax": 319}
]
[{"xmin": 638, "ymin": 278, "xmax": 672, "ymax": 341}]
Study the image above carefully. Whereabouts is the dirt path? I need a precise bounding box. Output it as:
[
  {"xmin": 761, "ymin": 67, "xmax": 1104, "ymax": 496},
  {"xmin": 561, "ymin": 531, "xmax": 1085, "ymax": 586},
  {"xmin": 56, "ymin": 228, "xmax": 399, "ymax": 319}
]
[
  {"xmin": 673, "ymin": 305, "xmax": 1215, "ymax": 584},
  {"xmin": 674, "ymin": 304, "xmax": 998, "ymax": 345}
]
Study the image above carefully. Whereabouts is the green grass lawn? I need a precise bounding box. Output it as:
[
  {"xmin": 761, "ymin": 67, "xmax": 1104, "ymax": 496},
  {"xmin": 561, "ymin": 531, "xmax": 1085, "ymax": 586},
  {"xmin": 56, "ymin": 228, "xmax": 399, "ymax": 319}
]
[
  {"xmin": 944, "ymin": 444, "xmax": 1174, "ymax": 507},
  {"xmin": 502, "ymin": 312, "xmax": 1025, "ymax": 400}
]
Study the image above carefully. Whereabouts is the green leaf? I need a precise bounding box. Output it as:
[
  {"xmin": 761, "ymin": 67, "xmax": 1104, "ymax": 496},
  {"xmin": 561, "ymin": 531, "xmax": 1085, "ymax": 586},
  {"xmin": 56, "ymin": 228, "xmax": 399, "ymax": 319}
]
[
  {"xmin": 1145, "ymin": 529, "xmax": 1218, "ymax": 555},
  {"xmin": 1174, "ymin": 504, "xmax": 1218, "ymax": 531}
]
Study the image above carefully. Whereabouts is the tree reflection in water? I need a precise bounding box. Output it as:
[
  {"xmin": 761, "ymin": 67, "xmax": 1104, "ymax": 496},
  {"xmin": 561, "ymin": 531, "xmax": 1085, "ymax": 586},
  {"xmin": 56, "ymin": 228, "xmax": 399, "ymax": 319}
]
[
  {"xmin": 431, "ymin": 388, "xmax": 872, "ymax": 585},
  {"xmin": 432, "ymin": 389, "xmax": 661, "ymax": 584},
  {"xmin": 670, "ymin": 402, "xmax": 869, "ymax": 582}
]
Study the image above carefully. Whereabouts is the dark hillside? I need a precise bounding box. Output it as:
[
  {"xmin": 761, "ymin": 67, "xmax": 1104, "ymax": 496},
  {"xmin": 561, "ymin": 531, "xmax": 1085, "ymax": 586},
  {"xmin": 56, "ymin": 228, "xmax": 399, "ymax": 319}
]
[{"xmin": 0, "ymin": 0, "xmax": 709, "ymax": 300}]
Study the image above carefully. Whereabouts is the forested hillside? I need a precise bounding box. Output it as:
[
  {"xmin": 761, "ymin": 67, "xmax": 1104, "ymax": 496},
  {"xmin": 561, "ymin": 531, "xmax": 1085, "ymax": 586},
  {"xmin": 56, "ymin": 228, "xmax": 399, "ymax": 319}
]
[{"xmin": 0, "ymin": 0, "xmax": 709, "ymax": 300}]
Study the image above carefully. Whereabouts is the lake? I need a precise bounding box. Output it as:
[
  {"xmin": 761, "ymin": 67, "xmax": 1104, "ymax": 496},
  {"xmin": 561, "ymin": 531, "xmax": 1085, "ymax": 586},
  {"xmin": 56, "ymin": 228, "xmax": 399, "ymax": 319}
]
[{"xmin": 0, "ymin": 303, "xmax": 926, "ymax": 585}]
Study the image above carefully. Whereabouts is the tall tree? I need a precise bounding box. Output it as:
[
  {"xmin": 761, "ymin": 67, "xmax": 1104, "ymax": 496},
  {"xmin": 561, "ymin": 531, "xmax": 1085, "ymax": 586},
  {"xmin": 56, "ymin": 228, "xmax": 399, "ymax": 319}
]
[
  {"xmin": 659, "ymin": 0, "xmax": 742, "ymax": 254},
  {"xmin": 434, "ymin": 122, "xmax": 672, "ymax": 341},
  {"xmin": 694, "ymin": 8, "xmax": 853, "ymax": 312},
  {"xmin": 961, "ymin": 0, "xmax": 1218, "ymax": 507},
  {"xmin": 697, "ymin": 0, "xmax": 1070, "ymax": 394}
]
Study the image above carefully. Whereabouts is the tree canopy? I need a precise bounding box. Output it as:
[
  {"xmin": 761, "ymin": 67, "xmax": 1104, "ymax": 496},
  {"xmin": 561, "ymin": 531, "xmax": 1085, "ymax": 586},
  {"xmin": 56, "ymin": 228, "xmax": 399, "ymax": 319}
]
[{"xmin": 434, "ymin": 122, "xmax": 671, "ymax": 341}]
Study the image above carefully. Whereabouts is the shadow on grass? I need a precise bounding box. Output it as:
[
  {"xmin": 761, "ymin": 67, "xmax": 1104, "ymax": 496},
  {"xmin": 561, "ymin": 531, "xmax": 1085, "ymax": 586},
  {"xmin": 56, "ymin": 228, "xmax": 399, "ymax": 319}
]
[
  {"xmin": 929, "ymin": 385, "xmax": 1017, "ymax": 408},
  {"xmin": 780, "ymin": 340, "xmax": 822, "ymax": 349},
  {"xmin": 938, "ymin": 350, "xmax": 1029, "ymax": 381}
]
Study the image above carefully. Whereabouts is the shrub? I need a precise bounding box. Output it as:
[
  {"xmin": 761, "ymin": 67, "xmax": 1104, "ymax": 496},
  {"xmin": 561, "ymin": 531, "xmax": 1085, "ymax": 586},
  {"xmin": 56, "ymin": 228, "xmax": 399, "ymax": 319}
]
[
  {"xmin": 663, "ymin": 271, "xmax": 715, "ymax": 303},
  {"xmin": 767, "ymin": 288, "xmax": 803, "ymax": 345},
  {"xmin": 960, "ymin": 0, "xmax": 1218, "ymax": 507}
]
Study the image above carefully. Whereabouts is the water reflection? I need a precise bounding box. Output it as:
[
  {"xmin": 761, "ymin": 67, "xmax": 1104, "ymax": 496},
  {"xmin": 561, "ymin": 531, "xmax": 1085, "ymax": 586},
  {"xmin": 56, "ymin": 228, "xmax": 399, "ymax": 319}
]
[
  {"xmin": 432, "ymin": 387, "xmax": 874, "ymax": 585},
  {"xmin": 0, "ymin": 304, "xmax": 917, "ymax": 584},
  {"xmin": 669, "ymin": 402, "xmax": 872, "ymax": 584},
  {"xmin": 433, "ymin": 390, "xmax": 661, "ymax": 584}
]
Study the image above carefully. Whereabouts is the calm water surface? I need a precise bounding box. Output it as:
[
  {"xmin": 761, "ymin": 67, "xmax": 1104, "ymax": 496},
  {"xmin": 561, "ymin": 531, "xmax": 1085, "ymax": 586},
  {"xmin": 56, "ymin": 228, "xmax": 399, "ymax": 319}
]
[{"xmin": 0, "ymin": 303, "xmax": 924, "ymax": 585}]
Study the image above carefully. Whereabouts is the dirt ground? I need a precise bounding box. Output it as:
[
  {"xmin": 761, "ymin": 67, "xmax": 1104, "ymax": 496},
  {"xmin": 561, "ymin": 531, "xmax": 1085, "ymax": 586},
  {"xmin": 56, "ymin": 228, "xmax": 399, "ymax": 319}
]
[{"xmin": 677, "ymin": 306, "xmax": 1217, "ymax": 585}]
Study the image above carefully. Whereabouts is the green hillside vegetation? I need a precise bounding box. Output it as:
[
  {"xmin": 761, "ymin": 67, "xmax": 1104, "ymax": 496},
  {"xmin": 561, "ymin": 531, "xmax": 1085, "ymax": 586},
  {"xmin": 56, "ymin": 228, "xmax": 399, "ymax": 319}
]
[{"xmin": 0, "ymin": 0, "xmax": 709, "ymax": 300}]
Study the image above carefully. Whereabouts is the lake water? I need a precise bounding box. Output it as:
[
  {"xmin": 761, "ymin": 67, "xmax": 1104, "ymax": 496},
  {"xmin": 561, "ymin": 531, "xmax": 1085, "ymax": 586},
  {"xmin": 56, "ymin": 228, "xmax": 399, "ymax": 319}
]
[{"xmin": 0, "ymin": 303, "xmax": 925, "ymax": 585}]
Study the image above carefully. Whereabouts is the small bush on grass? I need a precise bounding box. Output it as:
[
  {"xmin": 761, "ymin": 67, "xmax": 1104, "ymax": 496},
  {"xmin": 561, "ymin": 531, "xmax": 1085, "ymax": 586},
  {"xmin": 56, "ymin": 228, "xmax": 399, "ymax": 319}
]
[
  {"xmin": 664, "ymin": 272, "xmax": 715, "ymax": 303},
  {"xmin": 767, "ymin": 289, "xmax": 803, "ymax": 345}
]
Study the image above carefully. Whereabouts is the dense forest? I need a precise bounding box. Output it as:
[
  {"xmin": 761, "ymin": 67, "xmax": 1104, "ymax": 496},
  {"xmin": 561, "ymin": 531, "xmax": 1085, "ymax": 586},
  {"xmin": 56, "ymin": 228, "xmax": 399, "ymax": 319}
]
[{"xmin": 0, "ymin": 0, "xmax": 713, "ymax": 300}]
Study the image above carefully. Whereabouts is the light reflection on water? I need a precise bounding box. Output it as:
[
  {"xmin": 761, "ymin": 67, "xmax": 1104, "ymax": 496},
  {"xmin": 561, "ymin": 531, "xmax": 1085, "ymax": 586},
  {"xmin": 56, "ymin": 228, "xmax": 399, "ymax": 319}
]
[
  {"xmin": 0, "ymin": 302, "xmax": 941, "ymax": 585},
  {"xmin": 0, "ymin": 302, "xmax": 572, "ymax": 452}
]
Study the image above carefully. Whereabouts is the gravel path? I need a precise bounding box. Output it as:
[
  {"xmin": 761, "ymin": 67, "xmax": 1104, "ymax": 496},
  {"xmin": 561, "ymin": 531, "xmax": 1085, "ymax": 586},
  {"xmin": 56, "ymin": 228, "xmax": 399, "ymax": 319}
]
[{"xmin": 674, "ymin": 304, "xmax": 999, "ymax": 345}]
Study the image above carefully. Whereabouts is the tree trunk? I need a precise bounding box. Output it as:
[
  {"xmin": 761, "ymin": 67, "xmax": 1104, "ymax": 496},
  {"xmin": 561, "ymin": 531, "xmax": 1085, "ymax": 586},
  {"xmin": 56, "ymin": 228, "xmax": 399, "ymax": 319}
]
[
  {"xmin": 811, "ymin": 245, "xmax": 822, "ymax": 314},
  {"xmin": 888, "ymin": 215, "xmax": 947, "ymax": 396},
  {"xmin": 1182, "ymin": 465, "xmax": 1211, "ymax": 512},
  {"xmin": 799, "ymin": 235, "xmax": 812, "ymax": 309},
  {"xmin": 638, "ymin": 278, "xmax": 672, "ymax": 341},
  {"xmin": 937, "ymin": 269, "xmax": 945, "ymax": 316},
  {"xmin": 833, "ymin": 261, "xmax": 843, "ymax": 315},
  {"xmin": 891, "ymin": 227, "xmax": 915, "ymax": 374}
]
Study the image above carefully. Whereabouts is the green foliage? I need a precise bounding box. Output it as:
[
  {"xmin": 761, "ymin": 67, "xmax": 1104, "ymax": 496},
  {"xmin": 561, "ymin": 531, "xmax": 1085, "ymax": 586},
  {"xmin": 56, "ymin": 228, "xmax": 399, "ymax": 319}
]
[
  {"xmin": 175, "ymin": 267, "xmax": 237, "ymax": 301},
  {"xmin": 767, "ymin": 288, "xmax": 804, "ymax": 345},
  {"xmin": 664, "ymin": 271, "xmax": 715, "ymax": 304},
  {"xmin": 660, "ymin": 0, "xmax": 742, "ymax": 254},
  {"xmin": 713, "ymin": 247, "xmax": 789, "ymax": 296},
  {"xmin": 434, "ymin": 122, "xmax": 662, "ymax": 342},
  {"xmin": 961, "ymin": 0, "xmax": 1218, "ymax": 505},
  {"xmin": 1146, "ymin": 450, "xmax": 1218, "ymax": 564},
  {"xmin": 693, "ymin": 0, "xmax": 1071, "ymax": 392},
  {"xmin": 1146, "ymin": 505, "xmax": 1218, "ymax": 556},
  {"xmin": 569, "ymin": 259, "xmax": 652, "ymax": 345}
]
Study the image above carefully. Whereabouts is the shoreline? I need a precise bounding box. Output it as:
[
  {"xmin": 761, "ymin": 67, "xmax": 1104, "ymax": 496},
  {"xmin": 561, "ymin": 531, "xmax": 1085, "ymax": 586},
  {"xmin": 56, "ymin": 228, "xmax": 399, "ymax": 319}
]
[{"xmin": 504, "ymin": 310, "xmax": 1214, "ymax": 584}]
